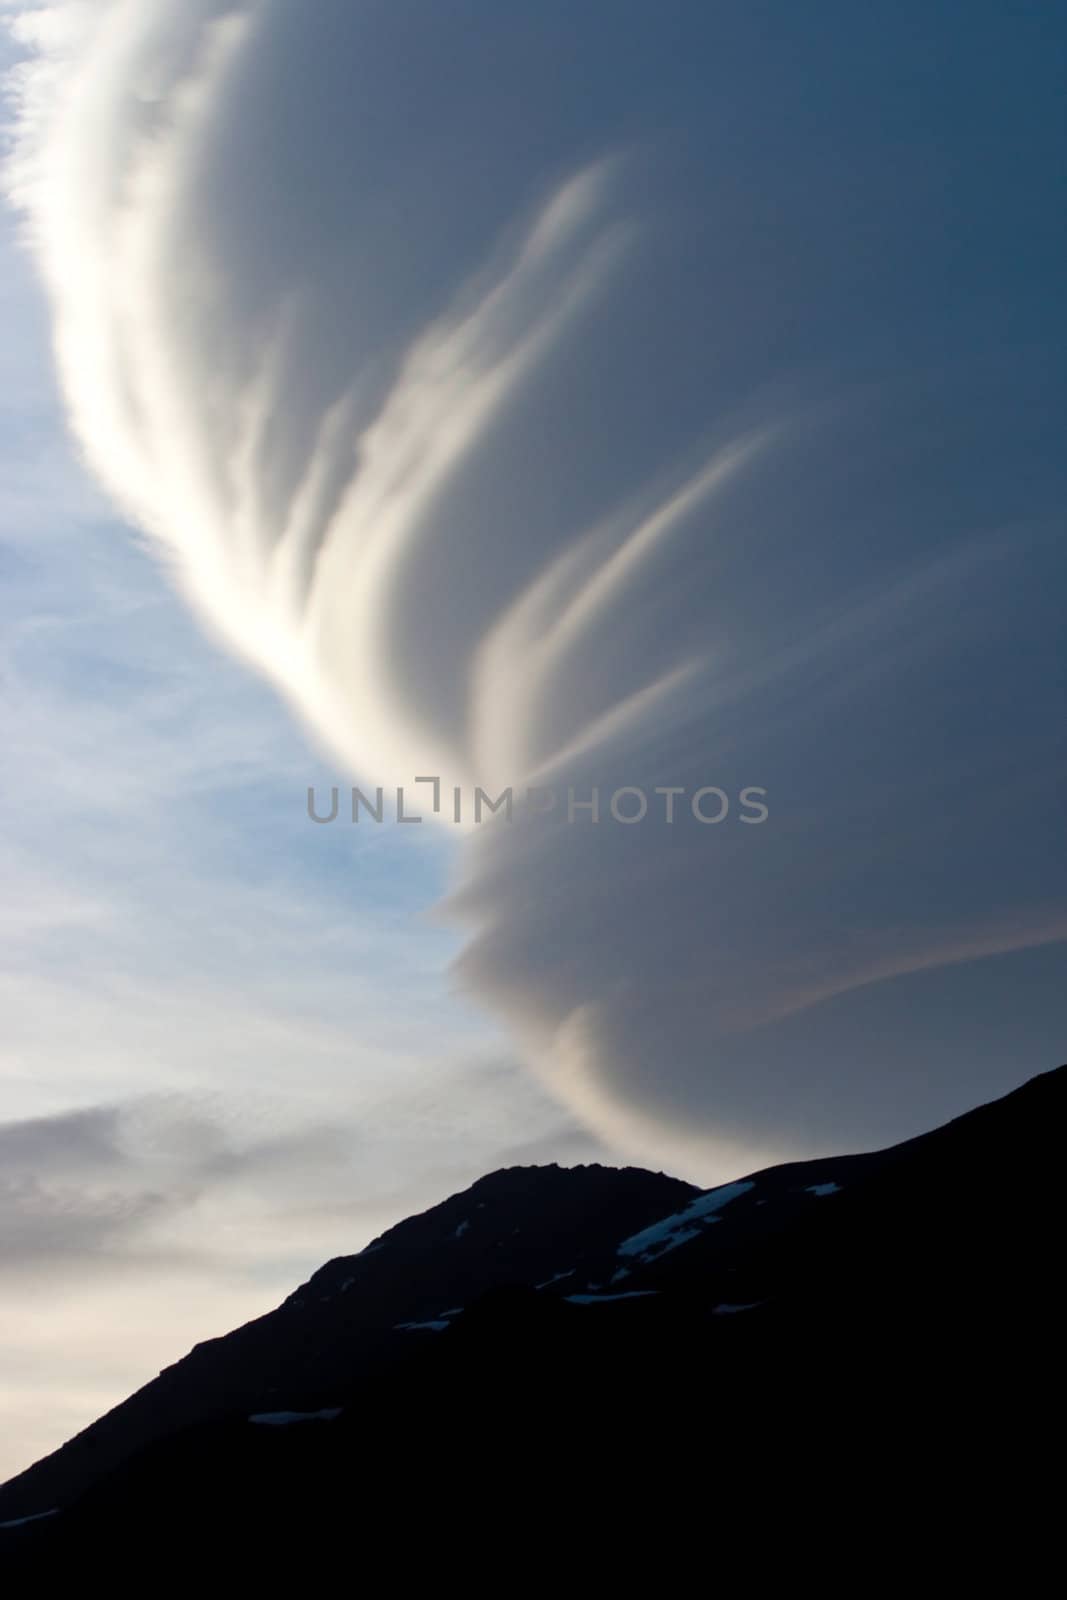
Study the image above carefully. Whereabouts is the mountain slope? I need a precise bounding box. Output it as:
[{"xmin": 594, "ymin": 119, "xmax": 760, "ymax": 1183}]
[
  {"xmin": 0, "ymin": 1161, "xmax": 694, "ymax": 1523},
  {"xmin": 2, "ymin": 1064, "xmax": 1064, "ymax": 1573}
]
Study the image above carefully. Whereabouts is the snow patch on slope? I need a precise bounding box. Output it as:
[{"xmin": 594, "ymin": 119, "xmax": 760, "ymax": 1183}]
[
  {"xmin": 618, "ymin": 1181, "xmax": 756, "ymax": 1262},
  {"xmin": 248, "ymin": 1408, "xmax": 342, "ymax": 1426},
  {"xmin": 535, "ymin": 1269, "xmax": 575, "ymax": 1289},
  {"xmin": 565, "ymin": 1291, "xmax": 660, "ymax": 1305},
  {"xmin": 0, "ymin": 1507, "xmax": 59, "ymax": 1530}
]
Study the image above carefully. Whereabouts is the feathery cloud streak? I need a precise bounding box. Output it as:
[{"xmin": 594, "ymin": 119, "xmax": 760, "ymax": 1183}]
[{"xmin": 6, "ymin": 0, "xmax": 1066, "ymax": 1161}]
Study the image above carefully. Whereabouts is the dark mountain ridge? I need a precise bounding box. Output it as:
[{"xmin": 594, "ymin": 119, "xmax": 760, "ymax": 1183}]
[
  {"xmin": 0, "ymin": 1161, "xmax": 695, "ymax": 1523},
  {"xmin": 2, "ymin": 1064, "xmax": 1064, "ymax": 1574}
]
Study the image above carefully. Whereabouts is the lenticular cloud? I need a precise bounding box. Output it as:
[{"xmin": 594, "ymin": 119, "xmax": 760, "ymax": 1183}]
[{"xmin": 8, "ymin": 2, "xmax": 1065, "ymax": 1173}]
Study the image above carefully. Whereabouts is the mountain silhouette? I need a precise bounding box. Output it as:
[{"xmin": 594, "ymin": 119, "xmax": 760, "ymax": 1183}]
[{"xmin": 2, "ymin": 1064, "xmax": 1062, "ymax": 1576}]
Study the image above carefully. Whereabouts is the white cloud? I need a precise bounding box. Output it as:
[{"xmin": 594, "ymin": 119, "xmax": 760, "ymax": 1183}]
[{"xmin": 0, "ymin": 10, "xmax": 1064, "ymax": 1472}]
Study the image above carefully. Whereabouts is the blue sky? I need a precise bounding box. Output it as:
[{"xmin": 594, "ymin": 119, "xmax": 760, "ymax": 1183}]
[{"xmin": 0, "ymin": 180, "xmax": 606, "ymax": 1478}]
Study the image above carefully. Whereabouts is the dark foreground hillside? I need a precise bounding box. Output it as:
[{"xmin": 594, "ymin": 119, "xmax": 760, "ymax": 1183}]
[{"xmin": 2, "ymin": 1065, "xmax": 1064, "ymax": 1577}]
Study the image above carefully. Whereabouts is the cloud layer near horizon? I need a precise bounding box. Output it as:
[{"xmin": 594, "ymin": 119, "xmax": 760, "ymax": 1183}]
[{"xmin": 6, "ymin": 0, "xmax": 1066, "ymax": 1164}]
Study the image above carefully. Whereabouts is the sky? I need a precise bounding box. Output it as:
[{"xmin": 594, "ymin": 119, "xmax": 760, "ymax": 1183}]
[
  {"xmin": 1, "ymin": 1, "xmax": 1065, "ymax": 1482},
  {"xmin": 0, "ymin": 32, "xmax": 608, "ymax": 1476}
]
